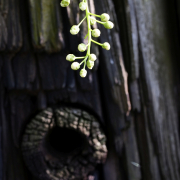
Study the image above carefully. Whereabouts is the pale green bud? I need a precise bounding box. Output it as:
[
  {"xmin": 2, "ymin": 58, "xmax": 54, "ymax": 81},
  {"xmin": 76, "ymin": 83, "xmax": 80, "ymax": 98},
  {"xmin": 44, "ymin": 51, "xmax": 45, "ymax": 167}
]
[
  {"xmin": 90, "ymin": 17, "xmax": 96, "ymax": 25},
  {"xmin": 80, "ymin": 69, "xmax": 87, "ymax": 77},
  {"xmin": 103, "ymin": 21, "xmax": 114, "ymax": 29},
  {"xmin": 102, "ymin": 42, "xmax": 110, "ymax": 50},
  {"xmin": 66, "ymin": 54, "xmax": 75, "ymax": 62},
  {"xmin": 101, "ymin": 13, "xmax": 110, "ymax": 22},
  {"xmin": 71, "ymin": 62, "xmax": 80, "ymax": 70},
  {"xmin": 79, "ymin": 2, "xmax": 87, "ymax": 11},
  {"xmin": 60, "ymin": 0, "xmax": 70, "ymax": 7},
  {"xmin": 70, "ymin": 25, "xmax": 80, "ymax": 35},
  {"xmin": 89, "ymin": 54, "xmax": 97, "ymax": 61},
  {"xmin": 78, "ymin": 43, "xmax": 86, "ymax": 52},
  {"xmin": 92, "ymin": 29, "xmax": 101, "ymax": 38},
  {"xmin": 87, "ymin": 60, "xmax": 94, "ymax": 69}
]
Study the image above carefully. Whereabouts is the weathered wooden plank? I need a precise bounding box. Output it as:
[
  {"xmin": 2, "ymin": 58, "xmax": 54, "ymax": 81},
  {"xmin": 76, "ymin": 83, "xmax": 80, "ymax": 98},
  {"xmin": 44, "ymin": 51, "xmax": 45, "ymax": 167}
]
[
  {"xmin": 9, "ymin": 93, "xmax": 38, "ymax": 147},
  {"xmin": 37, "ymin": 91, "xmax": 47, "ymax": 110},
  {"xmin": 28, "ymin": 0, "xmax": 64, "ymax": 52},
  {"xmin": 19, "ymin": 0, "xmax": 32, "ymax": 52},
  {"xmin": 37, "ymin": 54, "xmax": 55, "ymax": 90},
  {"xmin": 12, "ymin": 54, "xmax": 37, "ymax": 90},
  {"xmin": 0, "ymin": 0, "xmax": 22, "ymax": 51},
  {"xmin": 94, "ymin": 0, "xmax": 131, "ymax": 148},
  {"xmin": 37, "ymin": 53, "xmax": 69, "ymax": 90},
  {"xmin": 95, "ymin": 0, "xmax": 131, "ymax": 116},
  {"xmin": 135, "ymin": 112, "xmax": 161, "ymax": 180},
  {"xmin": 113, "ymin": 0, "xmax": 141, "ymax": 112},
  {"xmin": 2, "ymin": 55, "xmax": 15, "ymax": 90},
  {"xmin": 76, "ymin": 74, "xmax": 103, "ymax": 118},
  {"xmin": 46, "ymin": 89, "xmax": 68, "ymax": 104},
  {"xmin": 50, "ymin": 54, "xmax": 69, "ymax": 89},
  {"xmin": 92, "ymin": 0, "xmax": 132, "ymax": 179},
  {"xmin": 103, "ymin": 149, "xmax": 122, "ymax": 180},
  {"xmin": 133, "ymin": 0, "xmax": 180, "ymax": 179},
  {"xmin": 0, "ymin": 55, "xmax": 3, "ymax": 81},
  {"xmin": 113, "ymin": 0, "xmax": 139, "ymax": 81},
  {"xmin": 1, "ymin": 90, "xmax": 15, "ymax": 180},
  {"xmin": 0, "ymin": 87, "xmax": 3, "ymax": 180},
  {"xmin": 122, "ymin": 118, "xmax": 141, "ymax": 180}
]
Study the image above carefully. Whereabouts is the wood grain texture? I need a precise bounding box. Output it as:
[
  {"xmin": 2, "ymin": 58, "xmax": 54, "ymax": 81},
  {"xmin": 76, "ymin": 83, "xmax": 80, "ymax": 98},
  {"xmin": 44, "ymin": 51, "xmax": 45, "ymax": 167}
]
[
  {"xmin": 22, "ymin": 107, "xmax": 107, "ymax": 180},
  {"xmin": 133, "ymin": 0, "xmax": 180, "ymax": 179},
  {"xmin": 0, "ymin": 0, "xmax": 22, "ymax": 51},
  {"xmin": 0, "ymin": 0, "xmax": 180, "ymax": 179},
  {"xmin": 113, "ymin": 0, "xmax": 180, "ymax": 179},
  {"xmin": 28, "ymin": 0, "xmax": 65, "ymax": 52}
]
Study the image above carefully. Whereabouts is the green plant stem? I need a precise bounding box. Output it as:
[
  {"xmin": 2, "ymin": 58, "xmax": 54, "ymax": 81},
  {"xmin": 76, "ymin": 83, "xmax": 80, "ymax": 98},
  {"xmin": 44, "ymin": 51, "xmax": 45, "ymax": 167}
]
[
  {"xmin": 84, "ymin": 33, "xmax": 88, "ymax": 39},
  {"xmin": 78, "ymin": 16, "xmax": 87, "ymax": 27},
  {"xmin": 75, "ymin": 57, "xmax": 85, "ymax": 59},
  {"xmin": 83, "ymin": 59, "xmax": 87, "ymax": 69},
  {"xmin": 86, "ymin": 4, "xmax": 91, "ymax": 56},
  {"xmin": 86, "ymin": 42, "xmax": 90, "ymax": 47},
  {"xmin": 91, "ymin": 39, "xmax": 103, "ymax": 46},
  {"xmin": 80, "ymin": 56, "xmax": 88, "ymax": 65},
  {"xmin": 95, "ymin": 19, "xmax": 105, "ymax": 24},
  {"xmin": 80, "ymin": 1, "xmax": 91, "ymax": 69},
  {"xmin": 89, "ymin": 12, "xmax": 101, "ymax": 18}
]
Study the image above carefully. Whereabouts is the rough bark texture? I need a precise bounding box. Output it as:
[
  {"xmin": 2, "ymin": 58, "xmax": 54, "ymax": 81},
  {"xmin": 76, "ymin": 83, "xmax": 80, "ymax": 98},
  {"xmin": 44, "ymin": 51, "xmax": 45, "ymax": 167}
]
[
  {"xmin": 22, "ymin": 107, "xmax": 107, "ymax": 180},
  {"xmin": 0, "ymin": 0, "xmax": 180, "ymax": 179}
]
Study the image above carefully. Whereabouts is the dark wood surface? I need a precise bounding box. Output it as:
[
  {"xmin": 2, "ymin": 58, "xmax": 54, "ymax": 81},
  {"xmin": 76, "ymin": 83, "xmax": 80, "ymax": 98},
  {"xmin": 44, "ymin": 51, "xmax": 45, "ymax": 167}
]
[{"xmin": 0, "ymin": 0, "xmax": 180, "ymax": 179}]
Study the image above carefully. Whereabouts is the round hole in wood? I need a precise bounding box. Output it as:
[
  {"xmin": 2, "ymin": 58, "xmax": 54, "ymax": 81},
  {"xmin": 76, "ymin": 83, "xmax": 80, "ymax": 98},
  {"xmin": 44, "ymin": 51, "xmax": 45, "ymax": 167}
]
[
  {"xmin": 46, "ymin": 127, "xmax": 86, "ymax": 154},
  {"xmin": 21, "ymin": 107, "xmax": 107, "ymax": 180}
]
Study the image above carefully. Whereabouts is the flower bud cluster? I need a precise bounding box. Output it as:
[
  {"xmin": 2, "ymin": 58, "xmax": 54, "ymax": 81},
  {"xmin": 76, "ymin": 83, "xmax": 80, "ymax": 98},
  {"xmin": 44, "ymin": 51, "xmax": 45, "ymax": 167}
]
[
  {"xmin": 62, "ymin": 0, "xmax": 114, "ymax": 78},
  {"xmin": 87, "ymin": 54, "xmax": 97, "ymax": 69}
]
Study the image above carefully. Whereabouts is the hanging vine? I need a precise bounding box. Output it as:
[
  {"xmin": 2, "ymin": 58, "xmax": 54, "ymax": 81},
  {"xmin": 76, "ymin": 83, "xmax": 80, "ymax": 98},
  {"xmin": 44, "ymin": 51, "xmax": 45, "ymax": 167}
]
[{"xmin": 61, "ymin": 0, "xmax": 114, "ymax": 77}]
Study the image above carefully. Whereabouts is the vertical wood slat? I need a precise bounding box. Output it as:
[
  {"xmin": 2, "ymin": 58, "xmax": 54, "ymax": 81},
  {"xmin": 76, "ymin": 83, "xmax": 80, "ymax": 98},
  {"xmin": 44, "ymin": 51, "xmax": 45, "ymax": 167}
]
[
  {"xmin": 2, "ymin": 54, "xmax": 40, "ymax": 91},
  {"xmin": 95, "ymin": 0, "xmax": 131, "ymax": 116},
  {"xmin": 0, "ymin": 0, "xmax": 22, "ymax": 51},
  {"xmin": 111, "ymin": 0, "xmax": 180, "ymax": 179},
  {"xmin": 94, "ymin": 0, "xmax": 131, "ymax": 137},
  {"xmin": 131, "ymin": 0, "xmax": 180, "ymax": 180},
  {"xmin": 0, "ymin": 88, "xmax": 3, "ymax": 180},
  {"xmin": 2, "ymin": 55, "xmax": 15, "ymax": 90},
  {"xmin": 12, "ymin": 54, "xmax": 37, "ymax": 90},
  {"xmin": 37, "ymin": 53, "xmax": 70, "ymax": 90},
  {"xmin": 122, "ymin": 118, "xmax": 141, "ymax": 180},
  {"xmin": 0, "ymin": 91, "xmax": 35, "ymax": 180},
  {"xmin": 113, "ymin": 0, "xmax": 141, "ymax": 112},
  {"xmin": 94, "ymin": 0, "xmax": 132, "ymax": 179},
  {"xmin": 28, "ymin": 0, "xmax": 64, "ymax": 52}
]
